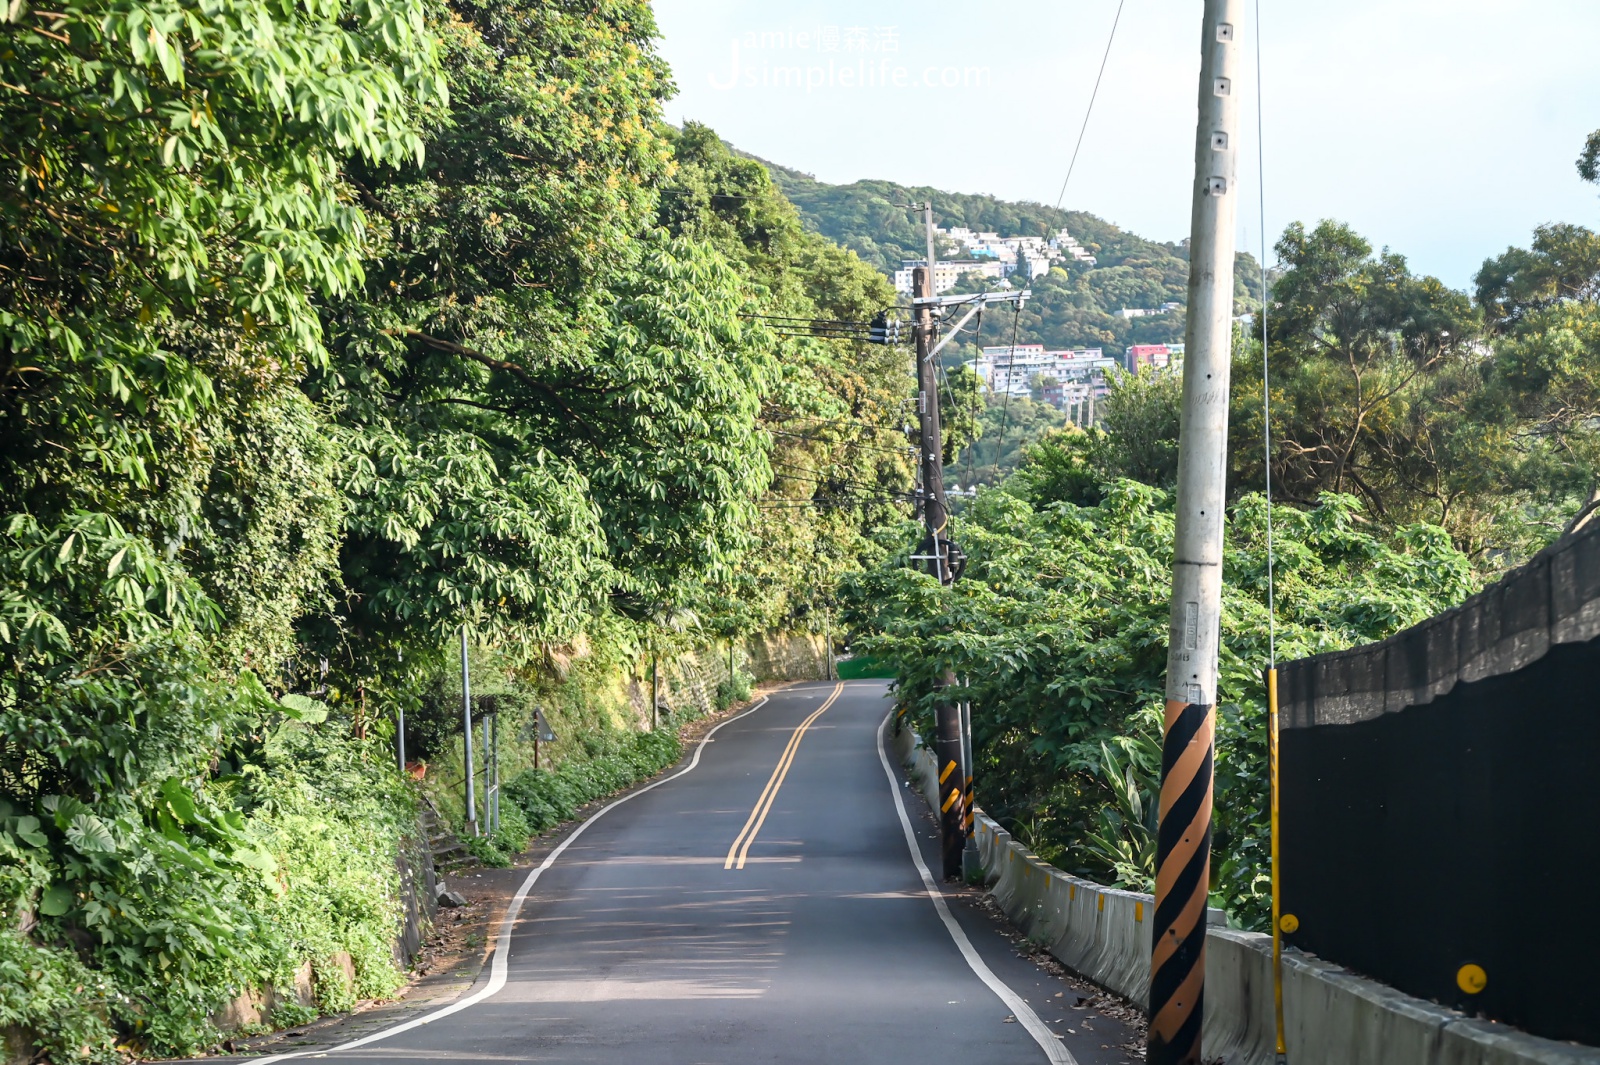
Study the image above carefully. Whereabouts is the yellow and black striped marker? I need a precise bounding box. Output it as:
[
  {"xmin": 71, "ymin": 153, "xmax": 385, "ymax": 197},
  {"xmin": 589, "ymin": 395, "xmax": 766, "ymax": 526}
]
[
  {"xmin": 725, "ymin": 683, "xmax": 843, "ymax": 870},
  {"xmin": 934, "ymin": 701, "xmax": 966, "ymax": 878},
  {"xmin": 1149, "ymin": 697, "xmax": 1214, "ymax": 1065}
]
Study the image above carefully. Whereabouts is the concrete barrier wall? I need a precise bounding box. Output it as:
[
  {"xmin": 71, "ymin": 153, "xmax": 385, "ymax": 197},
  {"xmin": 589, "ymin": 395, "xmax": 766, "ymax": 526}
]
[{"xmin": 889, "ymin": 723, "xmax": 1600, "ymax": 1065}]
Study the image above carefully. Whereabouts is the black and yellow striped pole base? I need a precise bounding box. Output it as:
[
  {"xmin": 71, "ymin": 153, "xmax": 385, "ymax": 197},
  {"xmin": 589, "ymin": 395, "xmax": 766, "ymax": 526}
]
[
  {"xmin": 935, "ymin": 700, "xmax": 965, "ymax": 879},
  {"xmin": 1149, "ymin": 697, "xmax": 1215, "ymax": 1065}
]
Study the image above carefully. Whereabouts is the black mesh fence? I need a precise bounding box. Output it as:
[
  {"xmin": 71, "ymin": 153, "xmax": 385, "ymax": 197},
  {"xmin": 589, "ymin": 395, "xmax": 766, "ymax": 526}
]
[{"xmin": 1278, "ymin": 523, "xmax": 1600, "ymax": 1046}]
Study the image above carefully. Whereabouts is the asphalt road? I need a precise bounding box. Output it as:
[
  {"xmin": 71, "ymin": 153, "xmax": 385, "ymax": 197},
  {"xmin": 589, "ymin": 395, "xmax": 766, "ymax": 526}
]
[{"xmin": 250, "ymin": 681, "xmax": 1138, "ymax": 1064}]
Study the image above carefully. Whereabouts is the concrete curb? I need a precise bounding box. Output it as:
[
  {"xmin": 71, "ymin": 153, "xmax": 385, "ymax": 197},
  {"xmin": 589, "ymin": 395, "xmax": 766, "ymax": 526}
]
[{"xmin": 889, "ymin": 722, "xmax": 1599, "ymax": 1064}]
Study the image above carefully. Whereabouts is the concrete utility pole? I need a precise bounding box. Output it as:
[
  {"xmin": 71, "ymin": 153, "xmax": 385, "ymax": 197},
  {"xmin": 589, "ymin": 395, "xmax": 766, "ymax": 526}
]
[
  {"xmin": 1150, "ymin": 3, "xmax": 1242, "ymax": 1063},
  {"xmin": 460, "ymin": 625, "xmax": 478, "ymax": 837}
]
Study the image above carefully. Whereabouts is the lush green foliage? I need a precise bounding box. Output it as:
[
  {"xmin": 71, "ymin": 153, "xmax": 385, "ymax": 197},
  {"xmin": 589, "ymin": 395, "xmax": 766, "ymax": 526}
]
[
  {"xmin": 953, "ymin": 394, "xmax": 1067, "ymax": 489},
  {"xmin": 0, "ymin": 690, "xmax": 417, "ymax": 1058},
  {"xmin": 0, "ymin": 0, "xmax": 915, "ymax": 1054},
  {"xmin": 844, "ymin": 130, "xmax": 1600, "ymax": 933},
  {"xmin": 657, "ymin": 126, "xmax": 914, "ymax": 640},
  {"xmin": 846, "ymin": 453, "xmax": 1477, "ymax": 926},
  {"xmin": 505, "ymin": 729, "xmax": 682, "ymax": 836},
  {"xmin": 1235, "ymin": 217, "xmax": 1600, "ymax": 561}
]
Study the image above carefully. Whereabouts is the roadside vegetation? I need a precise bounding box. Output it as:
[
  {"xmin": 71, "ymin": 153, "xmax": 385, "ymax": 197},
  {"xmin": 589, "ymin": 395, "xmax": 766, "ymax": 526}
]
[
  {"xmin": 847, "ymin": 139, "xmax": 1600, "ymax": 928},
  {"xmin": 1, "ymin": 0, "xmax": 1593, "ymax": 1053},
  {"xmin": 0, "ymin": 1, "xmax": 906, "ymax": 1058}
]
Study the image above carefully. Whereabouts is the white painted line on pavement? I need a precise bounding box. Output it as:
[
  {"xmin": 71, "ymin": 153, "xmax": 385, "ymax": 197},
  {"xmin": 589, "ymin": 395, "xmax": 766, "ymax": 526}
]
[
  {"xmin": 251, "ymin": 695, "xmax": 772, "ymax": 1063},
  {"xmin": 875, "ymin": 713, "xmax": 1078, "ymax": 1065}
]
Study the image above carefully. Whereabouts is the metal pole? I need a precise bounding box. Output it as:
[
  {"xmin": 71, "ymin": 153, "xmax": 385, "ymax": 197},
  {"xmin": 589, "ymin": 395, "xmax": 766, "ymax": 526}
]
[
  {"xmin": 823, "ymin": 612, "xmax": 832, "ymax": 681},
  {"xmin": 651, "ymin": 657, "xmax": 659, "ymax": 731},
  {"xmin": 397, "ymin": 705, "xmax": 406, "ymax": 774},
  {"xmin": 960, "ymin": 691, "xmax": 979, "ymax": 880},
  {"xmin": 481, "ymin": 710, "xmax": 492, "ymax": 835},
  {"xmin": 1150, "ymin": 4, "xmax": 1242, "ymax": 1063},
  {"xmin": 460, "ymin": 626, "xmax": 478, "ymax": 837},
  {"xmin": 914, "ymin": 265, "xmax": 949, "ymax": 583},
  {"xmin": 1268, "ymin": 667, "xmax": 1287, "ymax": 1060}
]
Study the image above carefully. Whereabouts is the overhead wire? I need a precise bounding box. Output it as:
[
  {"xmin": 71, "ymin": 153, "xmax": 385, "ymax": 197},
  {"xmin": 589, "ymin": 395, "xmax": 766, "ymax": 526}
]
[
  {"xmin": 1053, "ymin": 0, "xmax": 1129, "ymax": 210},
  {"xmin": 934, "ymin": 307, "xmax": 984, "ymax": 494},
  {"xmin": 964, "ymin": 308, "xmax": 984, "ymax": 493},
  {"xmin": 1257, "ymin": 0, "xmax": 1277, "ymax": 668},
  {"xmin": 1254, "ymin": 6, "xmax": 1288, "ymax": 1064},
  {"xmin": 766, "ymin": 428, "xmax": 913, "ymax": 458},
  {"xmin": 991, "ymin": 302, "xmax": 1024, "ymax": 478},
  {"xmin": 785, "ymin": 414, "xmax": 910, "ymax": 435}
]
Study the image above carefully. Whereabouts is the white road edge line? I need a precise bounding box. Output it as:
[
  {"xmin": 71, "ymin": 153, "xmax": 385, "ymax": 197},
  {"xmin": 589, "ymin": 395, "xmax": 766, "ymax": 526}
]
[
  {"xmin": 875, "ymin": 713, "xmax": 1078, "ymax": 1065},
  {"xmin": 251, "ymin": 694, "xmax": 773, "ymax": 1063}
]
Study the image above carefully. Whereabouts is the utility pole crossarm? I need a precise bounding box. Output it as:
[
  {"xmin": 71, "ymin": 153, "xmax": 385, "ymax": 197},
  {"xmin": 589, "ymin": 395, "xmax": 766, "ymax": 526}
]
[
  {"xmin": 910, "ymin": 290, "xmax": 1031, "ymax": 309},
  {"xmin": 918, "ymin": 290, "xmax": 1032, "ymax": 362}
]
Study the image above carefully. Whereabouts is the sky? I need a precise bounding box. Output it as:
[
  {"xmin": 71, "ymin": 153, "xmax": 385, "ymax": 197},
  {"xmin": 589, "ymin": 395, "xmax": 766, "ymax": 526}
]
[{"xmin": 652, "ymin": 1, "xmax": 1600, "ymax": 290}]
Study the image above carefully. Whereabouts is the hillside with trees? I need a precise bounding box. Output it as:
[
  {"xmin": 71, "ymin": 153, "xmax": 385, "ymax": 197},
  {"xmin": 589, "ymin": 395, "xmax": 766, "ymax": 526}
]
[{"xmin": 758, "ymin": 158, "xmax": 1262, "ymax": 360}]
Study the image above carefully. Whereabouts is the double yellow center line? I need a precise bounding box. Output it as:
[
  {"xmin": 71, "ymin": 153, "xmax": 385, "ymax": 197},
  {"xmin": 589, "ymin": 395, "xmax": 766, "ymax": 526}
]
[{"xmin": 724, "ymin": 682, "xmax": 844, "ymax": 870}]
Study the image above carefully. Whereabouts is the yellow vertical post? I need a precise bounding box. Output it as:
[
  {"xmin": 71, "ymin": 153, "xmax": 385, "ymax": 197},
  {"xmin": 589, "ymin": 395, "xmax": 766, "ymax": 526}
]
[{"xmin": 1268, "ymin": 666, "xmax": 1286, "ymax": 1059}]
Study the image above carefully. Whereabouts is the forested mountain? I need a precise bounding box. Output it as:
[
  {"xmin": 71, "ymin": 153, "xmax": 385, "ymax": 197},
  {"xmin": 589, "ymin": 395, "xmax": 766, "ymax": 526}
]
[{"xmin": 757, "ymin": 158, "xmax": 1262, "ymax": 359}]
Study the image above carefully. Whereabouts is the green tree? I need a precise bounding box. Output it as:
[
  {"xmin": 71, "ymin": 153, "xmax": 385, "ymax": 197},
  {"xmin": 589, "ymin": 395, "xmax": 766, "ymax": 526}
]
[
  {"xmin": 657, "ymin": 124, "xmax": 913, "ymax": 638},
  {"xmin": 1475, "ymin": 222, "xmax": 1600, "ymax": 537},
  {"xmin": 844, "ymin": 475, "xmax": 1476, "ymax": 927},
  {"xmin": 1, "ymin": 0, "xmax": 442, "ymax": 1052},
  {"xmin": 1243, "ymin": 221, "xmax": 1498, "ymax": 548},
  {"xmin": 309, "ymin": 6, "xmax": 777, "ymax": 694}
]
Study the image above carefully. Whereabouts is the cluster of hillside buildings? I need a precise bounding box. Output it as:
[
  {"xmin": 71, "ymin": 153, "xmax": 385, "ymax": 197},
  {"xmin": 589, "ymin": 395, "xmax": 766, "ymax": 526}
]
[
  {"xmin": 969, "ymin": 342, "xmax": 1185, "ymax": 421},
  {"xmin": 893, "ymin": 225, "xmax": 1099, "ymax": 296}
]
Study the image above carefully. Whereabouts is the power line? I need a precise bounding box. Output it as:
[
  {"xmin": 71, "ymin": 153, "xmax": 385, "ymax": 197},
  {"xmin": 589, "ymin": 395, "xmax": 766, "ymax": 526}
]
[
  {"xmin": 964, "ymin": 308, "xmax": 987, "ymax": 492},
  {"xmin": 1256, "ymin": 0, "xmax": 1277, "ymax": 669},
  {"xmin": 767, "ymin": 428, "xmax": 913, "ymax": 458},
  {"xmin": 768, "ymin": 468, "xmax": 903, "ymax": 496},
  {"xmin": 1054, "ymin": 0, "xmax": 1128, "ymax": 210},
  {"xmin": 991, "ymin": 302, "xmax": 1024, "ymax": 475},
  {"xmin": 787, "ymin": 414, "xmax": 910, "ymax": 435},
  {"xmin": 758, "ymin": 495, "xmax": 912, "ymax": 510}
]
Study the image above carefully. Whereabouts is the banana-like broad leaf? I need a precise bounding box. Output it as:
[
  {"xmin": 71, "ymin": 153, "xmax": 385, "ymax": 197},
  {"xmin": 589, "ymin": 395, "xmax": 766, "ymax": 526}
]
[
  {"xmin": 66, "ymin": 813, "xmax": 116, "ymax": 854},
  {"xmin": 38, "ymin": 884, "xmax": 73, "ymax": 917},
  {"xmin": 279, "ymin": 693, "xmax": 329, "ymax": 723}
]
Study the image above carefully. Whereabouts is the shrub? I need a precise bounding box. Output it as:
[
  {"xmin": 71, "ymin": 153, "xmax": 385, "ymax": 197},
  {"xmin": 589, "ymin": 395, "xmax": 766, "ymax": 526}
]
[{"xmin": 505, "ymin": 730, "xmax": 682, "ymax": 833}]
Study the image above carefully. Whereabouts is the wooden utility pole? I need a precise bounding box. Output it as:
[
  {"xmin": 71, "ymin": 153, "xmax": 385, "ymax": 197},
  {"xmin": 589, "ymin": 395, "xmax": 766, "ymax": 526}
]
[
  {"xmin": 1150, "ymin": 3, "xmax": 1242, "ymax": 1063},
  {"xmin": 913, "ymin": 261, "xmax": 966, "ymax": 879},
  {"xmin": 913, "ymin": 267, "xmax": 947, "ymax": 579}
]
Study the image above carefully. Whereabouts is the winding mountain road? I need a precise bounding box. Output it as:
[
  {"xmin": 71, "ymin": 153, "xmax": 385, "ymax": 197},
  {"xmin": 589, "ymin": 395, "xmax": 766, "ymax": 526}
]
[{"xmin": 237, "ymin": 681, "xmax": 1138, "ymax": 1064}]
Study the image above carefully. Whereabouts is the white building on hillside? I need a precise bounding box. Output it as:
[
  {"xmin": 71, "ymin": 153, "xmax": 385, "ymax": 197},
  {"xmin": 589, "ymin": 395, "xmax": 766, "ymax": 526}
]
[
  {"xmin": 976, "ymin": 345, "xmax": 1117, "ymax": 398},
  {"xmin": 893, "ymin": 259, "xmax": 1007, "ymax": 296}
]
